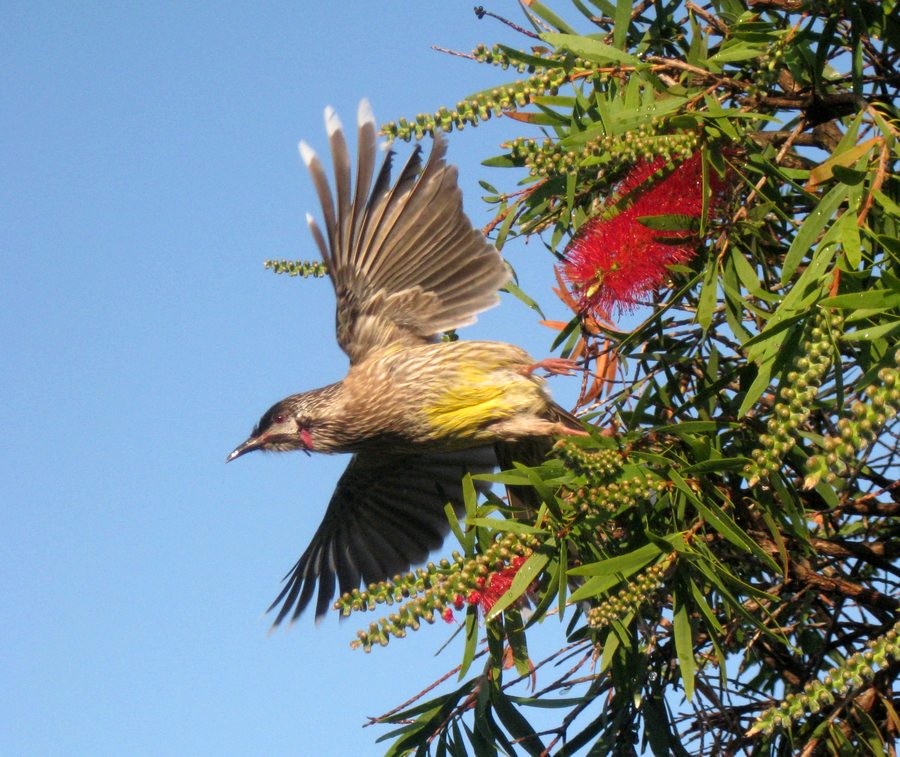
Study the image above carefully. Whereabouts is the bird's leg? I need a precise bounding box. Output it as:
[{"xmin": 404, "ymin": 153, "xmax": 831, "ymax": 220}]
[{"xmin": 520, "ymin": 357, "xmax": 579, "ymax": 377}]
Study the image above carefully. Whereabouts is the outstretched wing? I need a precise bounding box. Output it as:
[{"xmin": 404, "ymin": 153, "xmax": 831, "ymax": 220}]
[
  {"xmin": 301, "ymin": 100, "xmax": 511, "ymax": 364},
  {"xmin": 268, "ymin": 447, "xmax": 497, "ymax": 624}
]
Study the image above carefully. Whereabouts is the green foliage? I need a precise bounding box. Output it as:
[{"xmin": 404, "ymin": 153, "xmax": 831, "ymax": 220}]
[{"xmin": 329, "ymin": 1, "xmax": 899, "ymax": 753}]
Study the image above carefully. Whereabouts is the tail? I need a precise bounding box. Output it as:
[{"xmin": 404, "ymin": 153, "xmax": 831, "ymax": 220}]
[{"xmin": 547, "ymin": 400, "xmax": 584, "ymax": 434}]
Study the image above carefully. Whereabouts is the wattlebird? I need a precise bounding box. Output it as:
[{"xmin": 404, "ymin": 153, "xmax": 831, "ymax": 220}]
[{"xmin": 228, "ymin": 100, "xmax": 583, "ymax": 623}]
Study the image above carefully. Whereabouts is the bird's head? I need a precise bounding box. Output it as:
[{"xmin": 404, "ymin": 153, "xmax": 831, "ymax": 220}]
[{"xmin": 226, "ymin": 384, "xmax": 343, "ymax": 462}]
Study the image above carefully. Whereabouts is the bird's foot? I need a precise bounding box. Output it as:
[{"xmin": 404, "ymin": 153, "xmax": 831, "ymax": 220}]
[
  {"xmin": 521, "ymin": 357, "xmax": 579, "ymax": 377},
  {"xmin": 553, "ymin": 423, "xmax": 590, "ymax": 437}
]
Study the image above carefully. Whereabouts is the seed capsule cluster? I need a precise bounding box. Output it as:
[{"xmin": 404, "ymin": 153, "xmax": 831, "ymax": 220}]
[
  {"xmin": 382, "ymin": 72, "xmax": 569, "ymax": 141},
  {"xmin": 508, "ymin": 129, "xmax": 700, "ymax": 178},
  {"xmin": 556, "ymin": 442, "xmax": 667, "ymax": 516},
  {"xmin": 746, "ymin": 31, "xmax": 791, "ymax": 96},
  {"xmin": 745, "ymin": 309, "xmax": 843, "ymax": 486},
  {"xmin": 338, "ymin": 532, "xmax": 538, "ymax": 652},
  {"xmin": 749, "ymin": 619, "xmax": 900, "ymax": 736},
  {"xmin": 586, "ymin": 558, "xmax": 672, "ymax": 630},
  {"xmin": 263, "ymin": 258, "xmax": 328, "ymax": 278},
  {"xmin": 555, "ymin": 441, "xmax": 623, "ymax": 479},
  {"xmin": 571, "ymin": 476, "xmax": 669, "ymax": 518},
  {"xmin": 804, "ymin": 350, "xmax": 900, "ymax": 489}
]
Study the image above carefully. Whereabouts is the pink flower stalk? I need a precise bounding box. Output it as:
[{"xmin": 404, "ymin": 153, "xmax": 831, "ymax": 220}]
[{"xmin": 562, "ymin": 151, "xmax": 726, "ymax": 316}]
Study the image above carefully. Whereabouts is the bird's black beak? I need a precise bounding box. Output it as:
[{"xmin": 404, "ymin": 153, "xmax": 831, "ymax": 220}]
[{"xmin": 226, "ymin": 436, "xmax": 261, "ymax": 463}]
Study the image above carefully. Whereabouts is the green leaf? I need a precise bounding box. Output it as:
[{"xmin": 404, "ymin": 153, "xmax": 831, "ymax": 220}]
[
  {"xmin": 503, "ymin": 279, "xmax": 546, "ymax": 317},
  {"xmin": 465, "ymin": 517, "xmax": 547, "ymax": 535},
  {"xmin": 820, "ymin": 288, "xmax": 900, "ymax": 310},
  {"xmin": 681, "ymin": 457, "xmax": 751, "ymax": 475},
  {"xmin": 806, "ymin": 135, "xmax": 877, "ymax": 187},
  {"xmin": 673, "ymin": 588, "xmax": 696, "ymax": 701},
  {"xmin": 481, "ymin": 154, "xmax": 519, "ymax": 168},
  {"xmin": 842, "ymin": 319, "xmax": 900, "ymax": 342},
  {"xmin": 636, "ymin": 213, "xmax": 698, "ymax": 231},
  {"xmin": 495, "ymin": 43, "xmax": 568, "ymax": 71},
  {"xmin": 669, "ymin": 469, "xmax": 778, "ymax": 570},
  {"xmin": 697, "ymin": 258, "xmax": 719, "ymax": 332},
  {"xmin": 613, "ymin": 0, "xmax": 631, "ymax": 49},
  {"xmin": 654, "ymin": 420, "xmax": 739, "ymax": 435},
  {"xmin": 490, "ymin": 685, "xmax": 545, "ymax": 756},
  {"xmin": 600, "ymin": 612, "xmax": 635, "ymax": 672},
  {"xmin": 542, "ymin": 32, "xmax": 641, "ymax": 66},
  {"xmin": 832, "ymin": 165, "xmax": 867, "ymax": 185},
  {"xmin": 781, "ymin": 182, "xmax": 849, "ymax": 283},
  {"xmin": 527, "ymin": 2, "xmax": 578, "ymax": 33},
  {"xmin": 689, "ymin": 578, "xmax": 723, "ymax": 635},
  {"xmin": 710, "ymin": 41, "xmax": 768, "ymax": 65},
  {"xmin": 459, "ymin": 607, "xmax": 479, "ymax": 679},
  {"xmin": 873, "ymin": 189, "xmax": 900, "ymax": 216},
  {"xmin": 568, "ymin": 541, "xmax": 663, "ymax": 578}
]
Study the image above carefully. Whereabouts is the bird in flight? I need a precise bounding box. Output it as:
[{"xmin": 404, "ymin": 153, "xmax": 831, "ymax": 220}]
[{"xmin": 228, "ymin": 100, "xmax": 583, "ymax": 623}]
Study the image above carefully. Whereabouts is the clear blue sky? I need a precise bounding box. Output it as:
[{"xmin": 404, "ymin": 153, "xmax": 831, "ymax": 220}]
[{"xmin": 3, "ymin": 3, "xmax": 585, "ymax": 754}]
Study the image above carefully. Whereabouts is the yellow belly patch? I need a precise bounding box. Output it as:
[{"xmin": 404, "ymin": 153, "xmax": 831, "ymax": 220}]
[{"xmin": 423, "ymin": 364, "xmax": 540, "ymax": 439}]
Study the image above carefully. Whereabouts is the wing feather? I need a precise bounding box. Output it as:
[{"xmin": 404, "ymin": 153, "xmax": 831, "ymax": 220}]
[
  {"xmin": 300, "ymin": 100, "xmax": 510, "ymax": 363},
  {"xmin": 267, "ymin": 447, "xmax": 497, "ymax": 624}
]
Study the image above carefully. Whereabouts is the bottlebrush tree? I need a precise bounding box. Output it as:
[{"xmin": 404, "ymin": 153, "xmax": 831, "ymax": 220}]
[{"xmin": 272, "ymin": 1, "xmax": 898, "ymax": 753}]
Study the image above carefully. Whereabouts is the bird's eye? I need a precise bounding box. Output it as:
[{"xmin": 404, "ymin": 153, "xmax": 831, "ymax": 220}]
[{"xmin": 273, "ymin": 414, "xmax": 286, "ymax": 425}]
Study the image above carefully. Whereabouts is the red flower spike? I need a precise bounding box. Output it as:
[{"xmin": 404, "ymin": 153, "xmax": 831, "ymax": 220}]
[
  {"xmin": 562, "ymin": 150, "xmax": 728, "ymax": 316},
  {"xmin": 478, "ymin": 556, "xmax": 527, "ymax": 612},
  {"xmin": 441, "ymin": 606, "xmax": 455, "ymax": 624}
]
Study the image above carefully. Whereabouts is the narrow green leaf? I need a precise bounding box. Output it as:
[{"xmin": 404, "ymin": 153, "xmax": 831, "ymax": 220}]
[
  {"xmin": 502, "ymin": 279, "xmax": 546, "ymax": 317},
  {"xmin": 738, "ymin": 356, "xmax": 776, "ymax": 418},
  {"xmin": 729, "ymin": 247, "xmax": 779, "ymax": 301},
  {"xmin": 835, "ymin": 211, "xmax": 862, "ymax": 267},
  {"xmin": 669, "ymin": 469, "xmax": 778, "ymax": 570},
  {"xmin": 842, "ymin": 319, "xmax": 900, "ymax": 342},
  {"xmin": 490, "ymin": 679, "xmax": 545, "ymax": 756},
  {"xmin": 527, "ymin": 2, "xmax": 578, "ymax": 33},
  {"xmin": 873, "ymin": 189, "xmax": 900, "ymax": 216},
  {"xmin": 832, "ymin": 165, "xmax": 867, "ymax": 185},
  {"xmin": 465, "ymin": 517, "xmax": 547, "ymax": 535},
  {"xmin": 542, "ymin": 32, "xmax": 641, "ymax": 66},
  {"xmin": 689, "ymin": 578, "xmax": 723, "ymax": 634},
  {"xmin": 568, "ymin": 542, "xmax": 662, "ymax": 578},
  {"xmin": 820, "ymin": 288, "xmax": 900, "ymax": 310},
  {"xmin": 481, "ymin": 154, "xmax": 519, "ymax": 168},
  {"xmin": 697, "ymin": 258, "xmax": 718, "ymax": 332},
  {"xmin": 781, "ymin": 182, "xmax": 849, "ymax": 283},
  {"xmin": 710, "ymin": 40, "xmax": 768, "ymax": 64},
  {"xmin": 600, "ymin": 612, "xmax": 634, "ymax": 672},
  {"xmin": 613, "ymin": 0, "xmax": 631, "ymax": 49},
  {"xmin": 636, "ymin": 213, "xmax": 698, "ymax": 231},
  {"xmin": 459, "ymin": 606, "xmax": 479, "ymax": 678},
  {"xmin": 673, "ymin": 589, "xmax": 696, "ymax": 701},
  {"xmin": 681, "ymin": 457, "xmax": 751, "ymax": 475}
]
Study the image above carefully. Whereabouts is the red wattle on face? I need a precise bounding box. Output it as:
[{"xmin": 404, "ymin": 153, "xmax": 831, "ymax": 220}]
[{"xmin": 299, "ymin": 428, "xmax": 314, "ymax": 450}]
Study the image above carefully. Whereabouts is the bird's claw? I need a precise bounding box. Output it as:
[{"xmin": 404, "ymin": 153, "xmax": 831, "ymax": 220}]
[{"xmin": 522, "ymin": 357, "xmax": 580, "ymax": 377}]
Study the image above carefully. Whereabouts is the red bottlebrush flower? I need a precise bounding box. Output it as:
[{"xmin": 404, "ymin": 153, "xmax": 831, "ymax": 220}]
[
  {"xmin": 562, "ymin": 150, "xmax": 728, "ymax": 316},
  {"xmin": 452, "ymin": 594, "xmax": 465, "ymax": 611},
  {"xmin": 472, "ymin": 556, "xmax": 528, "ymax": 613},
  {"xmin": 441, "ymin": 606, "xmax": 455, "ymax": 623}
]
